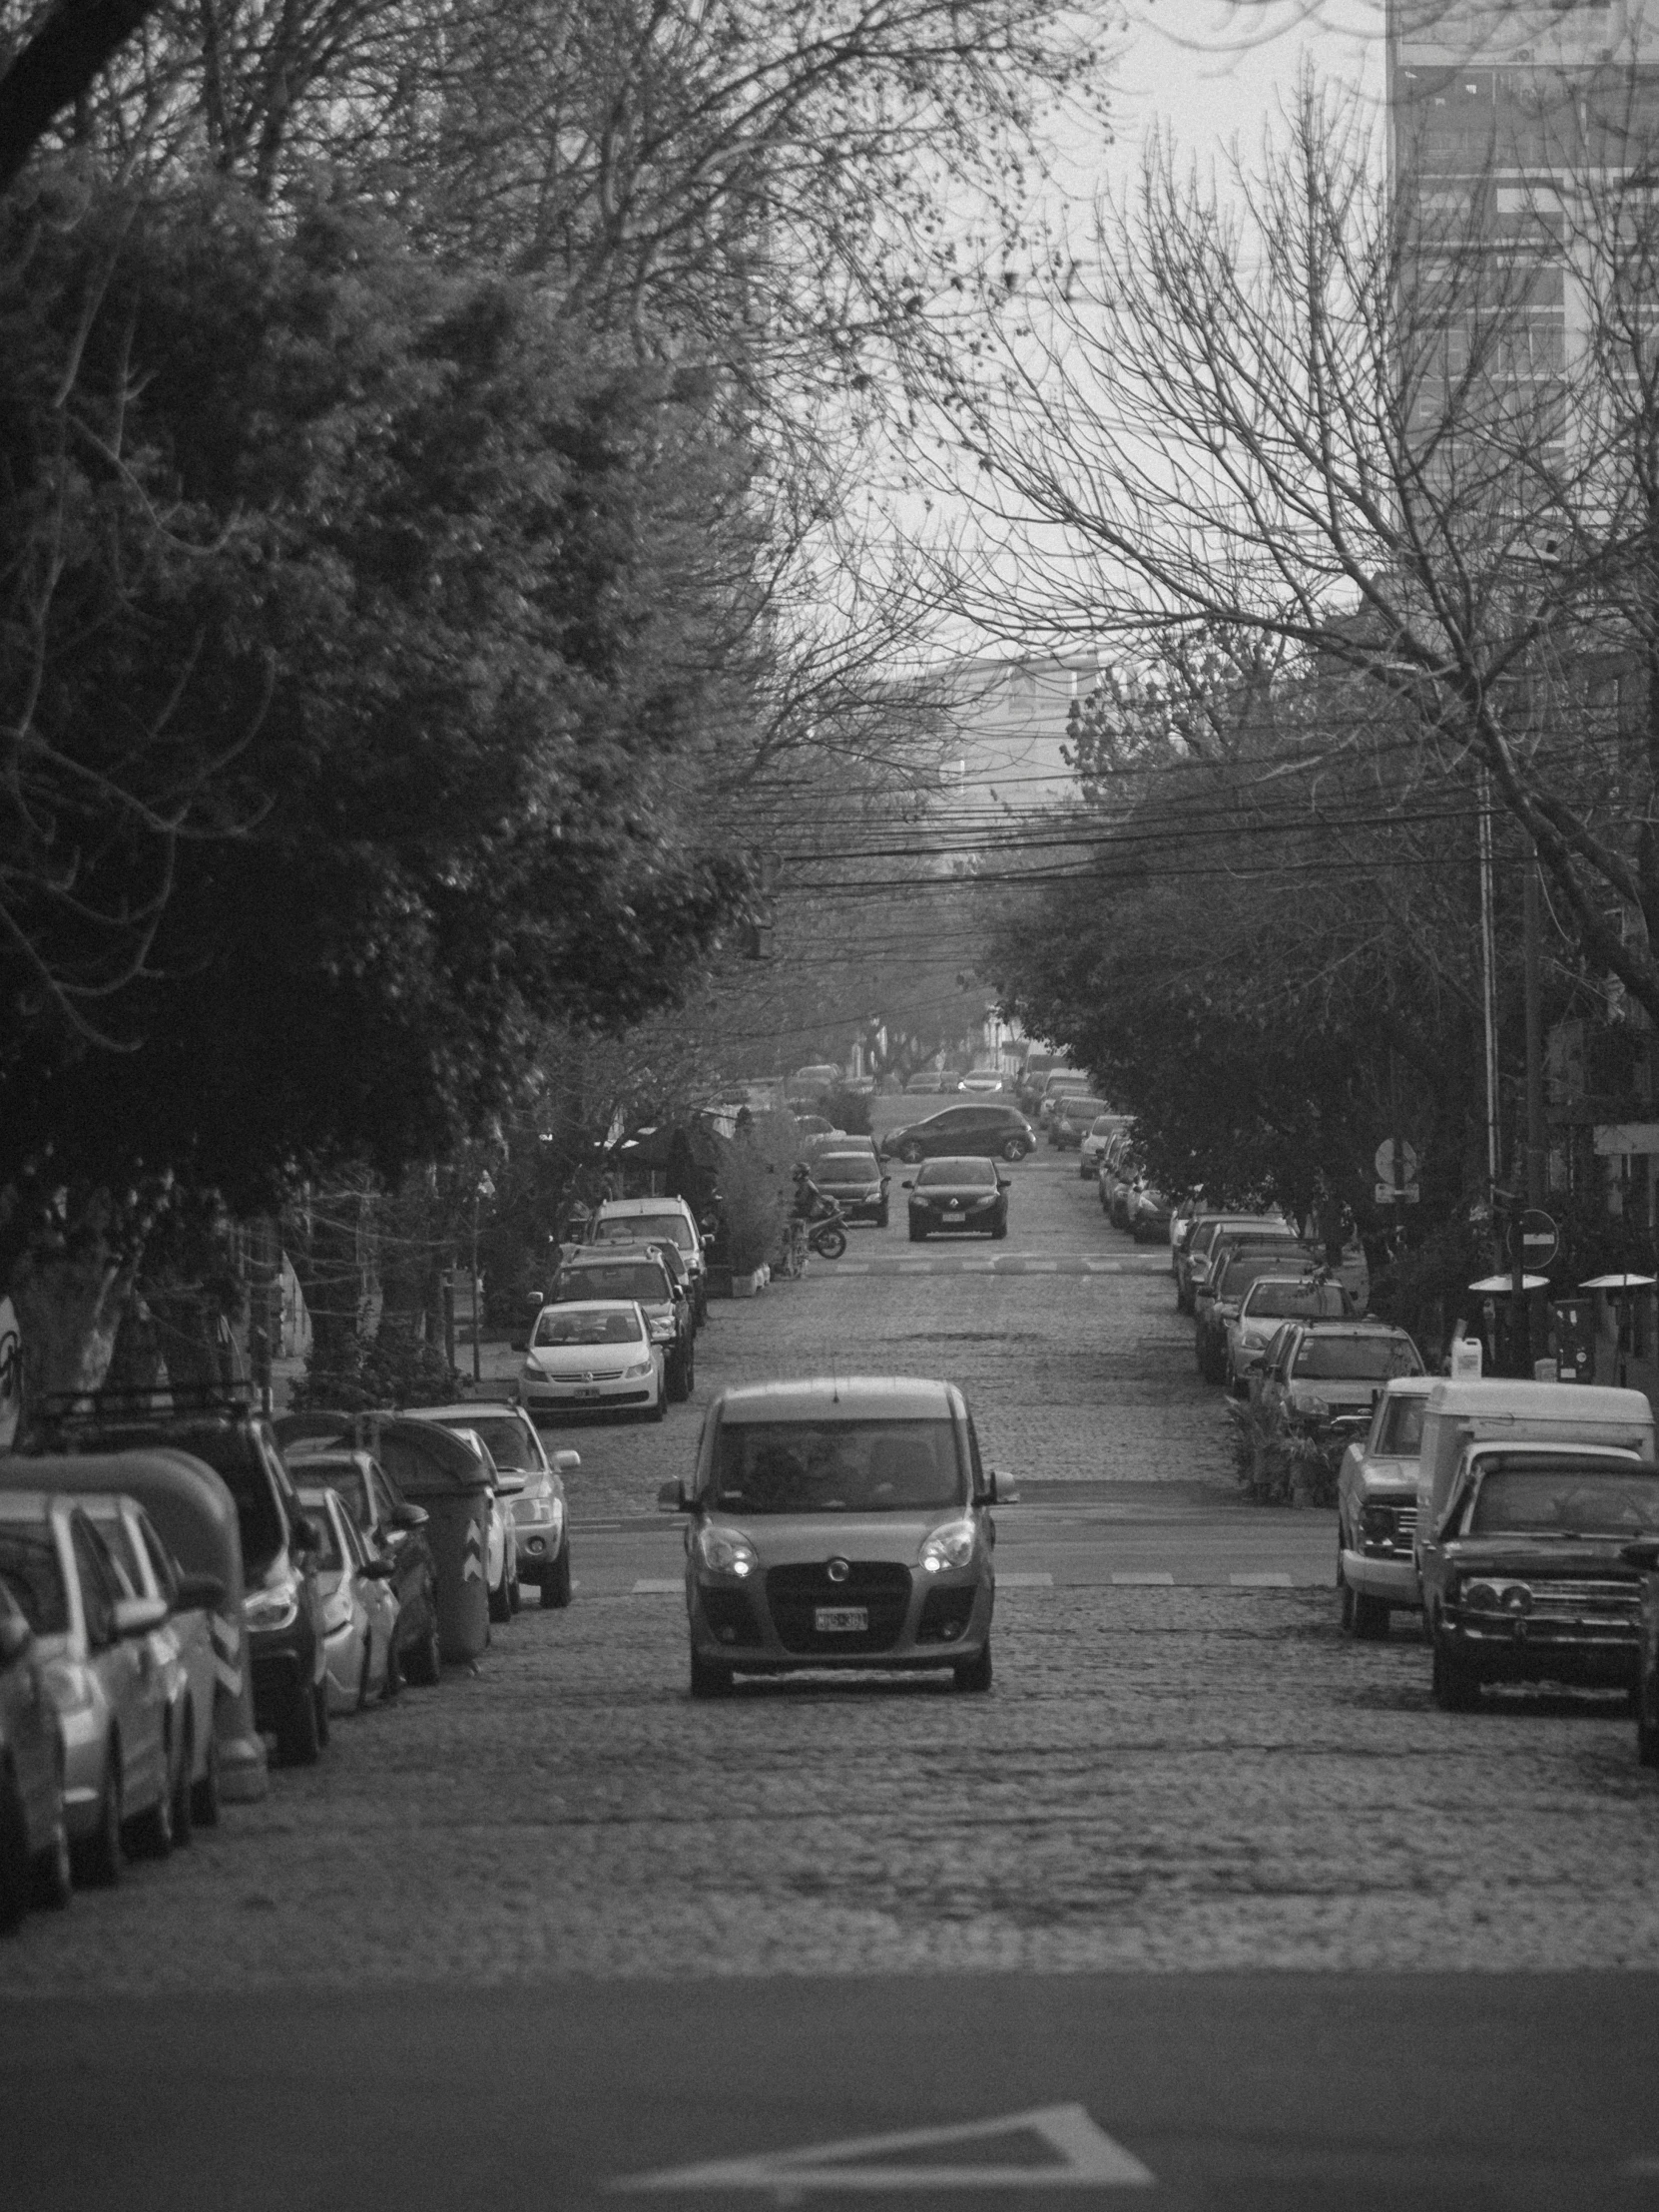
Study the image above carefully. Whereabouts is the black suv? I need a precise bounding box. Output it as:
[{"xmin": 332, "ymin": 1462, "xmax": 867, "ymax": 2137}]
[
  {"xmin": 552, "ymin": 1246, "xmax": 696, "ymax": 1400},
  {"xmin": 879, "ymin": 1103, "xmax": 1036, "ymax": 1165},
  {"xmin": 39, "ymin": 1394, "xmax": 332, "ymax": 1766}
]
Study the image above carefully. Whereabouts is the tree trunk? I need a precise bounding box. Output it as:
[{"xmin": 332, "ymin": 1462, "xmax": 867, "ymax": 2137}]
[{"xmin": 9, "ymin": 1215, "xmax": 136, "ymax": 1440}]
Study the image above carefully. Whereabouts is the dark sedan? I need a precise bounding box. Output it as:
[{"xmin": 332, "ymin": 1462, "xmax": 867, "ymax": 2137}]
[
  {"xmin": 903, "ymin": 1156, "xmax": 1010, "ymax": 1242},
  {"xmin": 813, "ymin": 1144, "xmax": 890, "ymax": 1228},
  {"xmin": 880, "ymin": 1103, "xmax": 1035, "ymax": 1165}
]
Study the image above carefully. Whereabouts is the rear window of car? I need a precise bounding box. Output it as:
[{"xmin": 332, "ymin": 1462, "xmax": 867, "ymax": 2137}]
[
  {"xmin": 818, "ymin": 1153, "xmax": 877, "ymax": 1178},
  {"xmin": 1469, "ymin": 1467, "xmax": 1659, "ymax": 1536},
  {"xmin": 916, "ymin": 1158, "xmax": 997, "ymax": 1187},
  {"xmin": 557, "ymin": 1263, "xmax": 669, "ymax": 1304},
  {"xmin": 1220, "ymin": 1253, "xmax": 1313, "ymax": 1299},
  {"xmin": 1061, "ymin": 1098, "xmax": 1108, "ymax": 1120},
  {"xmin": 0, "ymin": 1527, "xmax": 70, "ymax": 1634},
  {"xmin": 1294, "ymin": 1334, "xmax": 1422, "ymax": 1380},
  {"xmin": 100, "ymin": 1421, "xmax": 287, "ymax": 1577},
  {"xmin": 1243, "ymin": 1280, "xmax": 1346, "ymax": 1321},
  {"xmin": 710, "ymin": 1420, "xmax": 967, "ymax": 1512},
  {"xmin": 293, "ymin": 1459, "xmax": 372, "ymax": 1529},
  {"xmin": 595, "ymin": 1213, "xmax": 693, "ymax": 1252},
  {"xmin": 534, "ymin": 1310, "xmax": 645, "ymax": 1349}
]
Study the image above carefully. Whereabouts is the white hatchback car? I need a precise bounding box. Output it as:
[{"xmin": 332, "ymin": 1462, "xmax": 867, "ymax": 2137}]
[{"xmin": 520, "ymin": 1300, "xmax": 666, "ymax": 1422}]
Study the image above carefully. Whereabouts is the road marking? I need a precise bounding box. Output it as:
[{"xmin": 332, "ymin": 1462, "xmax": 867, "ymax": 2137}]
[
  {"xmin": 805, "ymin": 1255, "xmax": 1159, "ymax": 1278},
  {"xmin": 998, "ymin": 1572, "xmax": 1055, "ymax": 1588},
  {"xmin": 612, "ymin": 2102, "xmax": 1154, "ymax": 2193},
  {"xmin": 1230, "ymin": 1571, "xmax": 1294, "ymax": 1587},
  {"xmin": 1111, "ymin": 1572, "xmax": 1175, "ymax": 1586},
  {"xmin": 631, "ymin": 1578, "xmax": 683, "ymax": 1594}
]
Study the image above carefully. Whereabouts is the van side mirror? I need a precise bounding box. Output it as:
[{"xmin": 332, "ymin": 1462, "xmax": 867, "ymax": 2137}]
[
  {"xmin": 553, "ymin": 1449, "xmax": 581, "ymax": 1474},
  {"xmin": 987, "ymin": 1470, "xmax": 1019, "ymax": 1504},
  {"xmin": 657, "ymin": 1480, "xmax": 689, "ymax": 1511},
  {"xmin": 494, "ymin": 1472, "xmax": 526, "ymax": 1497}
]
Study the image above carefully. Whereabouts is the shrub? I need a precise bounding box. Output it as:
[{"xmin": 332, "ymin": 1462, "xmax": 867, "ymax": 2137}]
[
  {"xmin": 720, "ymin": 1110, "xmax": 794, "ymax": 1273},
  {"xmin": 1225, "ymin": 1395, "xmax": 1341, "ymax": 1506},
  {"xmin": 291, "ymin": 1315, "xmax": 462, "ymax": 1410}
]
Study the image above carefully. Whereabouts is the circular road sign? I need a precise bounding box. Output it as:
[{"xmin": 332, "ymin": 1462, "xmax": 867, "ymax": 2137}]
[
  {"xmin": 1509, "ymin": 1208, "xmax": 1559, "ymax": 1270},
  {"xmin": 1375, "ymin": 1138, "xmax": 1419, "ymax": 1186}
]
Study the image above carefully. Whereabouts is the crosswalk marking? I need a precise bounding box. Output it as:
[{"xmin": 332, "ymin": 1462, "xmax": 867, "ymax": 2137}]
[
  {"xmin": 1111, "ymin": 1572, "xmax": 1175, "ymax": 1586},
  {"xmin": 819, "ymin": 1255, "xmax": 1155, "ymax": 1277}
]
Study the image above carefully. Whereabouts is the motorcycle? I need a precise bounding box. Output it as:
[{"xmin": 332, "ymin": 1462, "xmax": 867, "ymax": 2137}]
[{"xmin": 807, "ymin": 1201, "xmax": 849, "ymax": 1262}]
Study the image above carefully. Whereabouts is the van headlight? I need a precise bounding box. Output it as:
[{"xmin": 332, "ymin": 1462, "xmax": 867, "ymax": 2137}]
[
  {"xmin": 920, "ymin": 1520, "xmax": 977, "ymax": 1573},
  {"xmin": 244, "ymin": 1575, "xmax": 300, "ymax": 1633},
  {"xmin": 696, "ymin": 1527, "xmax": 758, "ymax": 1578}
]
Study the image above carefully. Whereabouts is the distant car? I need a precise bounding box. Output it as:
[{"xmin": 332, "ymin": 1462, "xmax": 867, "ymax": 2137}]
[
  {"xmin": 792, "ymin": 1114, "xmax": 841, "ymax": 1142},
  {"xmin": 662, "ymin": 1377, "xmax": 1013, "ymax": 1696},
  {"xmin": 295, "ymin": 1486, "xmax": 399, "ymax": 1714},
  {"xmin": 786, "ymin": 1063, "xmax": 843, "ymax": 1106},
  {"xmin": 396, "ymin": 1408, "xmax": 527, "ymax": 1622},
  {"xmin": 0, "ymin": 1493, "xmax": 173, "ymax": 1881},
  {"xmin": 1036, "ymin": 1071, "xmax": 1092, "ymax": 1124},
  {"xmin": 840, "ymin": 1074, "xmax": 877, "ymax": 1097},
  {"xmin": 904, "ymin": 1156, "xmax": 1011, "ymax": 1242},
  {"xmin": 881, "ymin": 1103, "xmax": 1035, "ymax": 1165},
  {"xmin": 1176, "ymin": 1213, "xmax": 1294, "ymax": 1315},
  {"xmin": 1336, "ymin": 1377, "xmax": 1436, "ymax": 1637},
  {"xmin": 0, "ymin": 1577, "xmax": 71, "ymax": 1931},
  {"xmin": 410, "ymin": 1405, "xmax": 574, "ymax": 1610},
  {"xmin": 1080, "ymin": 1114, "xmax": 1129, "ymax": 1179},
  {"xmin": 1050, "ymin": 1095, "xmax": 1109, "ymax": 1152},
  {"xmin": 551, "ymin": 1248, "xmax": 695, "ymax": 1401},
  {"xmin": 1125, "ymin": 1181, "xmax": 1174, "ymax": 1243},
  {"xmin": 957, "ymin": 1070, "xmax": 1010, "ymax": 1095},
  {"xmin": 1421, "ymin": 1448, "xmax": 1659, "ymax": 1710},
  {"xmin": 519, "ymin": 1299, "xmax": 666, "ymax": 1427},
  {"xmin": 1257, "ymin": 1322, "xmax": 1426, "ymax": 1482},
  {"xmin": 904, "ymin": 1071, "xmax": 957, "ymax": 1095},
  {"xmin": 590, "ymin": 1196, "xmax": 708, "ymax": 1324},
  {"xmin": 812, "ymin": 1142, "xmax": 890, "ymax": 1228},
  {"xmin": 1197, "ymin": 1246, "xmax": 1320, "ymax": 1382},
  {"xmin": 1227, "ymin": 1273, "xmax": 1352, "ymax": 1396},
  {"xmin": 280, "ymin": 1444, "xmax": 442, "ymax": 1679}
]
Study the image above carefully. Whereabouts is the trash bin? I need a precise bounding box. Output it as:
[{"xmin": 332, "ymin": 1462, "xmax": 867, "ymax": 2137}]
[
  {"xmin": 0, "ymin": 1446, "xmax": 269, "ymax": 1804},
  {"xmin": 363, "ymin": 1415, "xmax": 492, "ymax": 1662}
]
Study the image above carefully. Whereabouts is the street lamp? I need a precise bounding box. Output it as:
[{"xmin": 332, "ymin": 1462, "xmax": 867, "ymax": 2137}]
[{"xmin": 1578, "ymin": 1272, "xmax": 1657, "ymax": 1388}]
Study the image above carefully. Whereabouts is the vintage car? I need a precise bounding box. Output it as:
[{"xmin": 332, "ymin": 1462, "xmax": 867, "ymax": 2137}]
[
  {"xmin": 1626, "ymin": 1534, "xmax": 1659, "ymax": 1767},
  {"xmin": 1420, "ymin": 1445, "xmax": 1659, "ymax": 1710},
  {"xmin": 660, "ymin": 1378, "xmax": 1015, "ymax": 1697},
  {"xmin": 1335, "ymin": 1376, "xmax": 1436, "ymax": 1636}
]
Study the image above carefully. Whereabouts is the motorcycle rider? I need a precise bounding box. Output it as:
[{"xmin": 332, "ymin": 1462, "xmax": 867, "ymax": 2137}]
[{"xmin": 786, "ymin": 1161, "xmax": 825, "ymax": 1276}]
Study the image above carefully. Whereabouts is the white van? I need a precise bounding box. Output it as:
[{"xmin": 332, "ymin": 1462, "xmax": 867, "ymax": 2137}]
[{"xmin": 1414, "ymin": 1380, "xmax": 1655, "ymax": 1556}]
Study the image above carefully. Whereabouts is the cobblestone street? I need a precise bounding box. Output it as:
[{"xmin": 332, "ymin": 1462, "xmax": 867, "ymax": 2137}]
[{"xmin": 6, "ymin": 1147, "xmax": 1658, "ymax": 2011}]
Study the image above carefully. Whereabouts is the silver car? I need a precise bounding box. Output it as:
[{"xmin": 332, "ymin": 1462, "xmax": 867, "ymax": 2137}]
[{"xmin": 662, "ymin": 1379, "xmax": 1013, "ymax": 1697}]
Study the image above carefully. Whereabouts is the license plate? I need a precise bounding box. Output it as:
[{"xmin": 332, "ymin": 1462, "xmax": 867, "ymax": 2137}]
[
  {"xmin": 943, "ymin": 1210, "xmax": 964, "ymax": 1222},
  {"xmin": 814, "ymin": 1606, "xmax": 867, "ymax": 1633},
  {"xmin": 574, "ymin": 1387, "xmax": 602, "ymax": 1399}
]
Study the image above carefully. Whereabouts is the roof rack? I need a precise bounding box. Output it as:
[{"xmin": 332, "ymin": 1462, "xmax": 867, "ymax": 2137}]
[{"xmin": 35, "ymin": 1381, "xmax": 258, "ymax": 1425}]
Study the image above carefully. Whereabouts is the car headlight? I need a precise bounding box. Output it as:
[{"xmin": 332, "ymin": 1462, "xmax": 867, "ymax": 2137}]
[
  {"xmin": 622, "ymin": 1359, "xmax": 654, "ymax": 1379},
  {"xmin": 244, "ymin": 1575, "xmax": 300, "ymax": 1633},
  {"xmin": 696, "ymin": 1526, "xmax": 758, "ymax": 1578},
  {"xmin": 971, "ymin": 1195, "xmax": 996, "ymax": 1209},
  {"xmin": 920, "ymin": 1519, "xmax": 977, "ymax": 1573}
]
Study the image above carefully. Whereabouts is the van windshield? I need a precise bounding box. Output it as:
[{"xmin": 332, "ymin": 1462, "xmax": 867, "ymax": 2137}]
[
  {"xmin": 596, "ymin": 1214, "xmax": 693, "ymax": 1253},
  {"xmin": 1377, "ymin": 1398, "xmax": 1427, "ymax": 1455},
  {"xmin": 1469, "ymin": 1467, "xmax": 1659, "ymax": 1536},
  {"xmin": 711, "ymin": 1420, "xmax": 966, "ymax": 1513}
]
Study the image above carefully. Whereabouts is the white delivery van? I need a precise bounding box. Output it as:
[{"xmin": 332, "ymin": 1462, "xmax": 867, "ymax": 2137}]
[{"xmin": 1414, "ymin": 1380, "xmax": 1655, "ymax": 1556}]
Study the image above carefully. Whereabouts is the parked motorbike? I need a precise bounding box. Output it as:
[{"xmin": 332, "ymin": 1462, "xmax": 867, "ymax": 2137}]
[{"xmin": 807, "ymin": 1202, "xmax": 849, "ymax": 1262}]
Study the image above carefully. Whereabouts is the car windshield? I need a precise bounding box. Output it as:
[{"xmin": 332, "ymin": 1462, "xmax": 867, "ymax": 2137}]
[
  {"xmin": 556, "ymin": 1264, "xmax": 668, "ymax": 1304},
  {"xmin": 0, "ymin": 1527, "xmax": 70, "ymax": 1634},
  {"xmin": 1090, "ymin": 1117, "xmax": 1119, "ymax": 1136},
  {"xmin": 1468, "ymin": 1467, "xmax": 1659, "ymax": 1535},
  {"xmin": 915, "ymin": 1158, "xmax": 996, "ymax": 1188},
  {"xmin": 711, "ymin": 1420, "xmax": 966, "ymax": 1512},
  {"xmin": 535, "ymin": 1310, "xmax": 645, "ymax": 1349},
  {"xmin": 1294, "ymin": 1335, "xmax": 1421, "ymax": 1380},
  {"xmin": 1244, "ymin": 1280, "xmax": 1345, "ymax": 1321},
  {"xmin": 295, "ymin": 1460, "xmax": 373, "ymax": 1529},
  {"xmin": 296, "ymin": 1495, "xmax": 345, "ymax": 1569},
  {"xmin": 1377, "ymin": 1398, "xmax": 1427, "ymax": 1455},
  {"xmin": 597, "ymin": 1214, "xmax": 693, "ymax": 1252}
]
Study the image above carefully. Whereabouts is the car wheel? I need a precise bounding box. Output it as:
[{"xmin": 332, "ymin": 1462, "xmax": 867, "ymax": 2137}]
[
  {"xmin": 0, "ymin": 1771, "xmax": 28, "ymax": 1934},
  {"xmin": 899, "ymin": 1141, "xmax": 925, "ymax": 1164},
  {"xmin": 406, "ymin": 1612, "xmax": 442, "ymax": 1687},
  {"xmin": 276, "ymin": 1680, "xmax": 319, "ymax": 1766},
  {"xmin": 488, "ymin": 1565, "xmax": 513, "ymax": 1623},
  {"xmin": 74, "ymin": 1754, "xmax": 123, "ymax": 1887},
  {"xmin": 1431, "ymin": 1638, "xmax": 1481, "ymax": 1712},
  {"xmin": 190, "ymin": 1735, "xmax": 222, "ymax": 1829},
  {"xmin": 875, "ymin": 1204, "xmax": 889, "ymax": 1229},
  {"xmin": 543, "ymin": 1541, "xmax": 573, "ymax": 1609},
  {"xmin": 1352, "ymin": 1593, "xmax": 1390, "ymax": 1640},
  {"xmin": 953, "ymin": 1641, "xmax": 993, "ymax": 1693},
  {"xmin": 32, "ymin": 1760, "xmax": 73, "ymax": 1912},
  {"xmin": 690, "ymin": 1650, "xmax": 734, "ymax": 1698},
  {"xmin": 170, "ymin": 1715, "xmax": 195, "ymax": 1849}
]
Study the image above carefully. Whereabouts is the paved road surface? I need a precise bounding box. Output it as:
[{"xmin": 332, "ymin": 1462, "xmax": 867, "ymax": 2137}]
[{"xmin": 6, "ymin": 1140, "xmax": 1658, "ymax": 2204}]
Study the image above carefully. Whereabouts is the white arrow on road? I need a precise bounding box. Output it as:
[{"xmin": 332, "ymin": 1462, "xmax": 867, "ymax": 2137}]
[{"xmin": 611, "ymin": 2103, "xmax": 1153, "ymax": 2193}]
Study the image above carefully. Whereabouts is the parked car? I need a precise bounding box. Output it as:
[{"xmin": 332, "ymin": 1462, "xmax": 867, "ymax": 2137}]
[
  {"xmin": 1335, "ymin": 1377, "xmax": 1436, "ymax": 1637},
  {"xmin": 1420, "ymin": 1447, "xmax": 1659, "ymax": 1710},
  {"xmin": 1227, "ymin": 1273, "xmax": 1351, "ymax": 1396},
  {"xmin": 519, "ymin": 1299, "xmax": 666, "ymax": 1426},
  {"xmin": 1256, "ymin": 1321, "xmax": 1425, "ymax": 1484},
  {"xmin": 1176, "ymin": 1213, "xmax": 1294, "ymax": 1315},
  {"xmin": 279, "ymin": 1444, "xmax": 442, "ymax": 1680},
  {"xmin": 406, "ymin": 1404, "xmax": 574, "ymax": 1610},
  {"xmin": 903, "ymin": 1156, "xmax": 1011, "ymax": 1242},
  {"xmin": 881, "ymin": 1103, "xmax": 1035, "ymax": 1165},
  {"xmin": 1412, "ymin": 1381, "xmax": 1655, "ymax": 1564},
  {"xmin": 294, "ymin": 1486, "xmax": 399, "ymax": 1714},
  {"xmin": 786, "ymin": 1063, "xmax": 843, "ymax": 1106},
  {"xmin": 0, "ymin": 1493, "xmax": 173, "ymax": 1880},
  {"xmin": 1098, "ymin": 1131, "xmax": 1144, "ymax": 1224},
  {"xmin": 77, "ymin": 1492, "xmax": 223, "ymax": 1842},
  {"xmin": 0, "ymin": 1577, "xmax": 71, "ymax": 1931},
  {"xmin": 590, "ymin": 1196, "xmax": 708, "ymax": 1324},
  {"xmin": 1079, "ymin": 1114, "xmax": 1130, "ymax": 1180},
  {"xmin": 659, "ymin": 1377, "xmax": 1015, "ymax": 1696},
  {"xmin": 1196, "ymin": 1242, "xmax": 1320, "ymax": 1382},
  {"xmin": 1036, "ymin": 1071, "xmax": 1093, "ymax": 1125},
  {"xmin": 43, "ymin": 1404, "xmax": 332, "ymax": 1770},
  {"xmin": 1125, "ymin": 1181, "xmax": 1175, "ymax": 1244},
  {"xmin": 1050, "ymin": 1095, "xmax": 1110, "ymax": 1153},
  {"xmin": 903, "ymin": 1070, "xmax": 957, "ymax": 1095},
  {"xmin": 551, "ymin": 1246, "xmax": 695, "ymax": 1401},
  {"xmin": 957, "ymin": 1070, "xmax": 1011, "ymax": 1095},
  {"xmin": 812, "ymin": 1142, "xmax": 890, "ymax": 1228}
]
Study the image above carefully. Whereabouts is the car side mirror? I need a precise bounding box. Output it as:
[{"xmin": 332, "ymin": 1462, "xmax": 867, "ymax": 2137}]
[
  {"xmin": 494, "ymin": 1472, "xmax": 527, "ymax": 1497},
  {"xmin": 173, "ymin": 1572, "xmax": 227, "ymax": 1614},
  {"xmin": 553, "ymin": 1449, "xmax": 581, "ymax": 1473},
  {"xmin": 114, "ymin": 1595, "xmax": 171, "ymax": 1639},
  {"xmin": 657, "ymin": 1480, "xmax": 689, "ymax": 1511},
  {"xmin": 358, "ymin": 1557, "xmax": 396, "ymax": 1582},
  {"xmin": 987, "ymin": 1469, "xmax": 1020, "ymax": 1504},
  {"xmin": 901, "ymin": 1180, "xmax": 914, "ymax": 1191},
  {"xmin": 392, "ymin": 1503, "xmax": 429, "ymax": 1531},
  {"xmin": 0, "ymin": 1614, "xmax": 32, "ymax": 1665}
]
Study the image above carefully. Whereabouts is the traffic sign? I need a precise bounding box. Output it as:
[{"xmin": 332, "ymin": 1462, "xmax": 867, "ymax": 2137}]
[
  {"xmin": 1374, "ymin": 1139, "xmax": 1418, "ymax": 1187},
  {"xmin": 1508, "ymin": 1207, "xmax": 1558, "ymax": 1270},
  {"xmin": 1375, "ymin": 1181, "xmax": 1420, "ymax": 1205}
]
